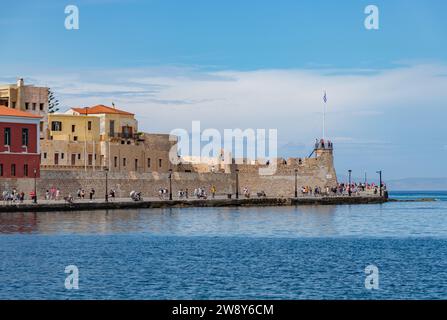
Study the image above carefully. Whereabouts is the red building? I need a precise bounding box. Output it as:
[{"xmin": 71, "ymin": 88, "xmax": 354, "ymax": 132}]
[{"xmin": 0, "ymin": 105, "xmax": 41, "ymax": 178}]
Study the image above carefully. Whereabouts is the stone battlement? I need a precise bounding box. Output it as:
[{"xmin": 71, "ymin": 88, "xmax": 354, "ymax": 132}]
[{"xmin": 0, "ymin": 144, "xmax": 337, "ymax": 199}]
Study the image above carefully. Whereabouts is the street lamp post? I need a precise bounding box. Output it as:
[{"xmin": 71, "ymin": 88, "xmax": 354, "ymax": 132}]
[
  {"xmin": 294, "ymin": 169, "xmax": 298, "ymax": 198},
  {"xmin": 169, "ymin": 169, "xmax": 173, "ymax": 200},
  {"xmin": 235, "ymin": 169, "xmax": 239, "ymax": 199},
  {"xmin": 33, "ymin": 168, "xmax": 37, "ymax": 204},
  {"xmin": 104, "ymin": 167, "xmax": 109, "ymax": 202},
  {"xmin": 348, "ymin": 169, "xmax": 352, "ymax": 196},
  {"xmin": 376, "ymin": 170, "xmax": 382, "ymax": 197}
]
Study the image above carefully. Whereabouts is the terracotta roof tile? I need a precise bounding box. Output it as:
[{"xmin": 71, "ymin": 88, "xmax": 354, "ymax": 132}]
[
  {"xmin": 72, "ymin": 105, "xmax": 134, "ymax": 116},
  {"xmin": 0, "ymin": 105, "xmax": 42, "ymax": 118}
]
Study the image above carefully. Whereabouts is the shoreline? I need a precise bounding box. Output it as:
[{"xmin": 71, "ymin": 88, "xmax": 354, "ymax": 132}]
[{"xmin": 0, "ymin": 196, "xmax": 388, "ymax": 213}]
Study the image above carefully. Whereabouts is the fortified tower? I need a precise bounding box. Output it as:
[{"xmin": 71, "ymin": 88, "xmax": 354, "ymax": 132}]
[
  {"xmin": 314, "ymin": 138, "xmax": 333, "ymax": 158},
  {"xmin": 312, "ymin": 138, "xmax": 337, "ymax": 186}
]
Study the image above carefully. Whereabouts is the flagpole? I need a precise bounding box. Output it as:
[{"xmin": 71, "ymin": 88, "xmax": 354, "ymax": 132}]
[
  {"xmin": 323, "ymin": 100, "xmax": 326, "ymax": 141},
  {"xmin": 323, "ymin": 90, "xmax": 326, "ymax": 141}
]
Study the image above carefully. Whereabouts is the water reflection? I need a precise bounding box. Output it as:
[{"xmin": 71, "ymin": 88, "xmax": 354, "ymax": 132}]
[{"xmin": 0, "ymin": 198, "xmax": 446, "ymax": 238}]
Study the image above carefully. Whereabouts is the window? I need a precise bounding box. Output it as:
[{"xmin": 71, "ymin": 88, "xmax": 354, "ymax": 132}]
[
  {"xmin": 25, "ymin": 102, "xmax": 29, "ymax": 110},
  {"xmin": 12, "ymin": 102, "xmax": 16, "ymax": 108},
  {"xmin": 88, "ymin": 121, "xmax": 92, "ymax": 130},
  {"xmin": 39, "ymin": 103, "xmax": 44, "ymax": 111},
  {"xmin": 22, "ymin": 128, "xmax": 29, "ymax": 146},
  {"xmin": 32, "ymin": 103, "xmax": 36, "ymax": 110},
  {"xmin": 114, "ymin": 156, "xmax": 118, "ymax": 168},
  {"xmin": 88, "ymin": 154, "xmax": 93, "ymax": 166},
  {"xmin": 4, "ymin": 128, "xmax": 11, "ymax": 146},
  {"xmin": 24, "ymin": 164, "xmax": 28, "ymax": 177},
  {"xmin": 159, "ymin": 159, "xmax": 162, "ymax": 168},
  {"xmin": 43, "ymin": 152, "xmax": 47, "ymax": 159},
  {"xmin": 11, "ymin": 164, "xmax": 16, "ymax": 176},
  {"xmin": 0, "ymin": 164, "xmax": 3, "ymax": 176},
  {"xmin": 61, "ymin": 153, "xmax": 64, "ymax": 159},
  {"xmin": 51, "ymin": 121, "xmax": 62, "ymax": 131},
  {"xmin": 77, "ymin": 154, "xmax": 81, "ymax": 160},
  {"xmin": 123, "ymin": 158, "xmax": 126, "ymax": 167},
  {"xmin": 147, "ymin": 158, "xmax": 151, "ymax": 168},
  {"xmin": 39, "ymin": 122, "xmax": 44, "ymax": 132},
  {"xmin": 72, "ymin": 125, "xmax": 76, "ymax": 132},
  {"xmin": 109, "ymin": 120, "xmax": 115, "ymax": 136},
  {"xmin": 134, "ymin": 159, "xmax": 138, "ymax": 171},
  {"xmin": 73, "ymin": 136, "xmax": 78, "ymax": 141}
]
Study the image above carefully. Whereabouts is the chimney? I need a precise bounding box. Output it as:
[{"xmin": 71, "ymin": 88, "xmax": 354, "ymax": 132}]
[{"xmin": 16, "ymin": 78, "xmax": 25, "ymax": 110}]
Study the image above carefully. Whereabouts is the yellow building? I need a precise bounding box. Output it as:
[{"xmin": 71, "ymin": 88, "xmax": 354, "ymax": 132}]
[
  {"xmin": 48, "ymin": 113, "xmax": 100, "ymax": 142},
  {"xmin": 41, "ymin": 114, "xmax": 101, "ymax": 168},
  {"xmin": 41, "ymin": 104, "xmax": 175, "ymax": 172},
  {"xmin": 66, "ymin": 105, "xmax": 138, "ymax": 142}
]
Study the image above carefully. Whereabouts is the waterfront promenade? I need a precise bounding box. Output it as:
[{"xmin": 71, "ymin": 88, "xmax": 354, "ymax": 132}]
[{"xmin": 0, "ymin": 194, "xmax": 388, "ymax": 213}]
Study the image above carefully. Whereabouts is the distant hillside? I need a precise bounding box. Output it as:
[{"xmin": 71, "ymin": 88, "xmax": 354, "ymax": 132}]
[{"xmin": 386, "ymin": 178, "xmax": 447, "ymax": 191}]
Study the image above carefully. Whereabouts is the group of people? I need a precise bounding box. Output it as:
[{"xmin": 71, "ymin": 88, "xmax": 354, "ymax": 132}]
[
  {"xmin": 301, "ymin": 182, "xmax": 386, "ymax": 197},
  {"xmin": 158, "ymin": 188, "xmax": 169, "ymax": 200},
  {"xmin": 193, "ymin": 187, "xmax": 208, "ymax": 199},
  {"xmin": 76, "ymin": 188, "xmax": 96, "ymax": 201},
  {"xmin": 1, "ymin": 189, "xmax": 26, "ymax": 204},
  {"xmin": 335, "ymin": 182, "xmax": 386, "ymax": 196},
  {"xmin": 301, "ymin": 186, "xmax": 325, "ymax": 196},
  {"xmin": 177, "ymin": 189, "xmax": 189, "ymax": 199},
  {"xmin": 45, "ymin": 187, "xmax": 61, "ymax": 201},
  {"xmin": 315, "ymin": 138, "xmax": 333, "ymax": 150}
]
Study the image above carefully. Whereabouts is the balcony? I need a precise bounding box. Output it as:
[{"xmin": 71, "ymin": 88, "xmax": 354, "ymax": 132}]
[{"xmin": 108, "ymin": 132, "xmax": 144, "ymax": 141}]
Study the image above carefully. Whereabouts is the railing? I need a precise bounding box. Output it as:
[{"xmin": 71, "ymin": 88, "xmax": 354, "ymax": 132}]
[{"xmin": 108, "ymin": 132, "xmax": 144, "ymax": 140}]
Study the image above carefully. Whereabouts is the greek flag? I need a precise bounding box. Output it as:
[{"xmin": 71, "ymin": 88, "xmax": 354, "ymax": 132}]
[{"xmin": 323, "ymin": 91, "xmax": 327, "ymax": 103}]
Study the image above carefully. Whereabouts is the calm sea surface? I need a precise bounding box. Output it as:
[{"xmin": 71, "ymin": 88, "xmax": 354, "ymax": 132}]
[{"xmin": 1, "ymin": 191, "xmax": 446, "ymax": 299}]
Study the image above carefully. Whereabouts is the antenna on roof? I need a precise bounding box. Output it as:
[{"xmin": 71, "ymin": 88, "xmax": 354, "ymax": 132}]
[{"xmin": 112, "ymin": 102, "xmax": 115, "ymax": 108}]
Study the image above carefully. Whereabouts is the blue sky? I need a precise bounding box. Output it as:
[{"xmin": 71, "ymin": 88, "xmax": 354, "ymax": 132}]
[{"xmin": 1, "ymin": 0, "xmax": 447, "ymax": 180}]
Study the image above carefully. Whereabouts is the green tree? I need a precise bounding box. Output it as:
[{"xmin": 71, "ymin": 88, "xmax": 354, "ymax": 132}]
[{"xmin": 47, "ymin": 88, "xmax": 60, "ymax": 113}]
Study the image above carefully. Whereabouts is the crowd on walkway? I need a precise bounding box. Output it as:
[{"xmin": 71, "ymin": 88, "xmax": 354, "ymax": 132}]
[
  {"xmin": 1, "ymin": 179, "xmax": 386, "ymax": 205},
  {"xmin": 158, "ymin": 185, "xmax": 219, "ymax": 200},
  {"xmin": 300, "ymin": 182, "xmax": 386, "ymax": 197},
  {"xmin": 1, "ymin": 188, "xmax": 26, "ymax": 204},
  {"xmin": 0, "ymin": 186, "xmax": 120, "ymax": 205}
]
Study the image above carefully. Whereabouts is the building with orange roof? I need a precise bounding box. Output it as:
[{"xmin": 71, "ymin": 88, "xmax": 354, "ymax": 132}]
[
  {"xmin": 41, "ymin": 104, "xmax": 175, "ymax": 173},
  {"xmin": 0, "ymin": 105, "xmax": 41, "ymax": 178},
  {"xmin": 65, "ymin": 104, "xmax": 138, "ymax": 142}
]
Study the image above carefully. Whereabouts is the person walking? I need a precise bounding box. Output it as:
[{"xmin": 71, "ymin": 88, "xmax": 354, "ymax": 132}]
[
  {"xmin": 210, "ymin": 185, "xmax": 216, "ymax": 199},
  {"xmin": 89, "ymin": 188, "xmax": 95, "ymax": 201}
]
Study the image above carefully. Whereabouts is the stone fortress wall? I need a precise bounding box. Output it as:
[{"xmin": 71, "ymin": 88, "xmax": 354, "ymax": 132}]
[{"xmin": 0, "ymin": 148, "xmax": 337, "ymax": 199}]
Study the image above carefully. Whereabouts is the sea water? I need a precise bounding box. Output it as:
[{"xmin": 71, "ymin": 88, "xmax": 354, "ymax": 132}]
[{"xmin": 0, "ymin": 191, "xmax": 446, "ymax": 299}]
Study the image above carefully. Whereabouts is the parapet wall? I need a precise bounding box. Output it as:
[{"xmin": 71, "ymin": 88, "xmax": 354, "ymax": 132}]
[{"xmin": 0, "ymin": 149, "xmax": 337, "ymax": 198}]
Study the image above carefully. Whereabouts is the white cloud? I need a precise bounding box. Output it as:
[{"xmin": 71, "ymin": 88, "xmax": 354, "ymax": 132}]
[{"xmin": 11, "ymin": 63, "xmax": 447, "ymax": 149}]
